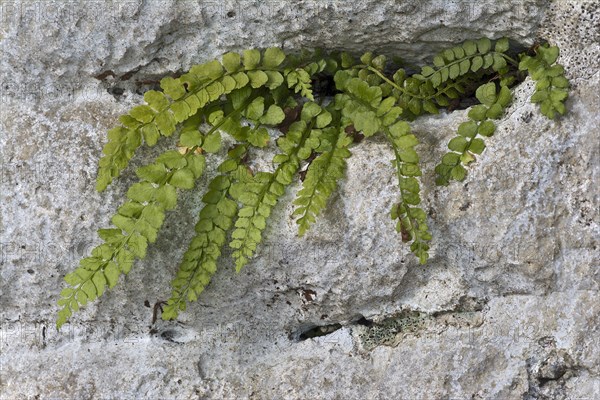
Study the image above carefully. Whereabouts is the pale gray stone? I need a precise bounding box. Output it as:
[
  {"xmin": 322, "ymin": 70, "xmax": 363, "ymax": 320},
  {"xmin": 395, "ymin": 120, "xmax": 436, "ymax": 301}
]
[{"xmin": 1, "ymin": 0, "xmax": 598, "ymax": 399}]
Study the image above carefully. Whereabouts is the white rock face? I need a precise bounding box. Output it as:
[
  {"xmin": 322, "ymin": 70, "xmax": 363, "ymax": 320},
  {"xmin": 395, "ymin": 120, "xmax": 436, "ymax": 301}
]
[{"xmin": 1, "ymin": 1, "xmax": 598, "ymax": 399}]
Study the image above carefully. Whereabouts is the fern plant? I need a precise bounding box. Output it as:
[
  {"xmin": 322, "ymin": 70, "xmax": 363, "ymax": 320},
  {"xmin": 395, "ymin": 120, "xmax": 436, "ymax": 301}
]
[{"xmin": 56, "ymin": 39, "xmax": 569, "ymax": 328}]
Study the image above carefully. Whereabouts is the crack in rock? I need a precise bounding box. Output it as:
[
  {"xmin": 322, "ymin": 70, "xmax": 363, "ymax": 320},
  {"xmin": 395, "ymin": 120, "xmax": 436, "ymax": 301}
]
[{"xmin": 524, "ymin": 337, "xmax": 578, "ymax": 400}]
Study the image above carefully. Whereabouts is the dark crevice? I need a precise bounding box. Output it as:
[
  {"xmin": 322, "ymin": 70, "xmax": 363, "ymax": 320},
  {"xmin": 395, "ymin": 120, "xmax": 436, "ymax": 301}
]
[
  {"xmin": 160, "ymin": 329, "xmax": 179, "ymax": 342},
  {"xmin": 431, "ymin": 295, "xmax": 488, "ymax": 318},
  {"xmin": 355, "ymin": 316, "xmax": 374, "ymax": 327},
  {"xmin": 294, "ymin": 323, "xmax": 343, "ymax": 341},
  {"xmin": 292, "ymin": 298, "xmax": 487, "ymax": 346}
]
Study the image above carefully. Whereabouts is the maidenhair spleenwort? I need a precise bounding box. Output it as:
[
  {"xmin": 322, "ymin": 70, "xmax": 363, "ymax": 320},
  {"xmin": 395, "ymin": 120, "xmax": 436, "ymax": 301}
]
[{"xmin": 57, "ymin": 39, "xmax": 570, "ymax": 329}]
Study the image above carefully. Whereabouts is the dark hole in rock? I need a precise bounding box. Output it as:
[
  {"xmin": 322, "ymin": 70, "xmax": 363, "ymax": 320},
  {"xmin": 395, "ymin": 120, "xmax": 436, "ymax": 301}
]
[{"xmin": 295, "ymin": 323, "xmax": 342, "ymax": 341}]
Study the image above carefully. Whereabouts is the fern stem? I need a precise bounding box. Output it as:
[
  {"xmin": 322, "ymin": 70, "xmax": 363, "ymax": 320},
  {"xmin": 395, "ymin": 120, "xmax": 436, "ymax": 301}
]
[
  {"xmin": 353, "ymin": 49, "xmax": 517, "ymax": 101},
  {"xmin": 501, "ymin": 53, "xmax": 518, "ymax": 66},
  {"xmin": 354, "ymin": 65, "xmax": 460, "ymax": 102}
]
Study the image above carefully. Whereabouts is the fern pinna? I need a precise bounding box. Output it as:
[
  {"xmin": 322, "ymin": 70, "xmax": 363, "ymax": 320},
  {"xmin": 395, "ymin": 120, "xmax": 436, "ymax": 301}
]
[{"xmin": 56, "ymin": 39, "xmax": 569, "ymax": 328}]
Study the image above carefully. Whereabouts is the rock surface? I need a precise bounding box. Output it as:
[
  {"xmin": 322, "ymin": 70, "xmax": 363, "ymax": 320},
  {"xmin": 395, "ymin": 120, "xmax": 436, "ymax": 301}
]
[{"xmin": 1, "ymin": 0, "xmax": 598, "ymax": 399}]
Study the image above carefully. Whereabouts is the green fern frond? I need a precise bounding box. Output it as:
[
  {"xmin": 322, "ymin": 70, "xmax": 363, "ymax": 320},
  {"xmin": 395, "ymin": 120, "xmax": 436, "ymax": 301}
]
[
  {"xmin": 292, "ymin": 124, "xmax": 353, "ymax": 235},
  {"xmin": 333, "ymin": 71, "xmax": 431, "ymax": 262},
  {"xmin": 57, "ymin": 150, "xmax": 204, "ymax": 329},
  {"xmin": 346, "ymin": 58, "xmax": 438, "ymax": 118},
  {"xmin": 435, "ymin": 82, "xmax": 513, "ymax": 185},
  {"xmin": 162, "ymin": 145, "xmax": 249, "ymax": 320},
  {"xmin": 345, "ymin": 38, "xmax": 514, "ymax": 120},
  {"xmin": 285, "ymin": 58, "xmax": 331, "ymax": 101},
  {"xmin": 519, "ymin": 44, "xmax": 569, "ymax": 119},
  {"xmin": 387, "ymin": 121, "xmax": 431, "ymax": 264},
  {"xmin": 97, "ymin": 47, "xmax": 290, "ymax": 192},
  {"xmin": 199, "ymin": 86, "xmax": 285, "ymax": 149},
  {"xmin": 421, "ymin": 38, "xmax": 513, "ymax": 87},
  {"xmin": 229, "ymin": 102, "xmax": 329, "ymax": 271},
  {"xmin": 58, "ymin": 38, "xmax": 572, "ymax": 328},
  {"xmin": 333, "ymin": 71, "xmax": 405, "ymax": 144}
]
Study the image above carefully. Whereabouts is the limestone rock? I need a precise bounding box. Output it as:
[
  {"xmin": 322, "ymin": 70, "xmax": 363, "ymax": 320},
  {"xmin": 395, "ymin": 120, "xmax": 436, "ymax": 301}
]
[{"xmin": 1, "ymin": 1, "xmax": 598, "ymax": 399}]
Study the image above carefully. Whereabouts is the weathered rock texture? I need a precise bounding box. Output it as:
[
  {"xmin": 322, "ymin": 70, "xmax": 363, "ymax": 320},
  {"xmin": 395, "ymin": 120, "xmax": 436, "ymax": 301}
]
[{"xmin": 1, "ymin": 1, "xmax": 598, "ymax": 399}]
